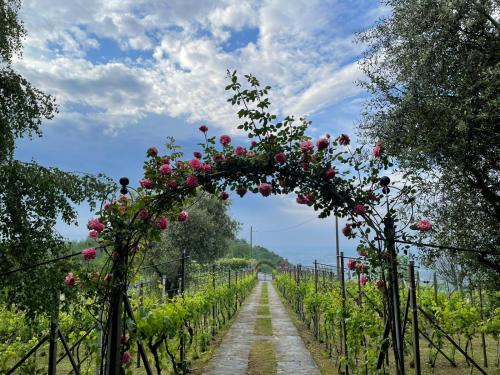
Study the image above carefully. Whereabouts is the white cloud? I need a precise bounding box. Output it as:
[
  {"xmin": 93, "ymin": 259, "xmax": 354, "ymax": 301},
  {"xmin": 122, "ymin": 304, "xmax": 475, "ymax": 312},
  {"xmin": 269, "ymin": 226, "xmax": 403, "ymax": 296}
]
[{"xmin": 15, "ymin": 0, "xmax": 383, "ymax": 132}]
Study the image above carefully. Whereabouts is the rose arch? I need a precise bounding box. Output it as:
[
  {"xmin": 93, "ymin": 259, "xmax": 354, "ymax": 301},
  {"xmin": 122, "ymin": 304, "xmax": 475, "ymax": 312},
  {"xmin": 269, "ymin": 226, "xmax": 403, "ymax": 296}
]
[{"xmin": 70, "ymin": 72, "xmax": 428, "ymax": 373}]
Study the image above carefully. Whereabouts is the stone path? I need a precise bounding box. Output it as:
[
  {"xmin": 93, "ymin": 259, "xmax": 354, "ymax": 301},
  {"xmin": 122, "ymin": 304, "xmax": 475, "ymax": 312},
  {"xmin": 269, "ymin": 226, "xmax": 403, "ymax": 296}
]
[{"xmin": 203, "ymin": 280, "xmax": 319, "ymax": 375}]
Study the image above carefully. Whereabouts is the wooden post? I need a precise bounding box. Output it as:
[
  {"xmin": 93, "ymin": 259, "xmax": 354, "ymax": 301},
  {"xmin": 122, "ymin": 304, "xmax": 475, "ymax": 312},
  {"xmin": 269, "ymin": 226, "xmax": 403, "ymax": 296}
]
[
  {"xmin": 48, "ymin": 291, "xmax": 60, "ymax": 375},
  {"xmin": 409, "ymin": 261, "xmax": 421, "ymax": 375}
]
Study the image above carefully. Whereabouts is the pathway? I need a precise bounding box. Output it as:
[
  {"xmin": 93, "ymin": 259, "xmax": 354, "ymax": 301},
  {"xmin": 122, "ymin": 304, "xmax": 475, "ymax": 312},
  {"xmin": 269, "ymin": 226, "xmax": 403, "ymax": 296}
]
[{"xmin": 203, "ymin": 280, "xmax": 319, "ymax": 375}]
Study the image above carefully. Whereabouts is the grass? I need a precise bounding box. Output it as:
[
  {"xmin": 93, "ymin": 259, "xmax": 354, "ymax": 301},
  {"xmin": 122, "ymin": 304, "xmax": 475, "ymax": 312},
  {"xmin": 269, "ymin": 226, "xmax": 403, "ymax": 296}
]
[
  {"xmin": 254, "ymin": 317, "xmax": 273, "ymax": 336},
  {"xmin": 248, "ymin": 340, "xmax": 277, "ymax": 375},
  {"xmin": 257, "ymin": 305, "xmax": 270, "ymax": 315},
  {"xmin": 260, "ymin": 283, "xmax": 269, "ymax": 305}
]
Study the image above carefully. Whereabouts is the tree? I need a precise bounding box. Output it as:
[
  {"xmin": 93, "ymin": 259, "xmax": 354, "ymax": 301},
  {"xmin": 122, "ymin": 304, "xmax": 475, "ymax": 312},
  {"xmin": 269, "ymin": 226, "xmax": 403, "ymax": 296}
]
[
  {"xmin": 0, "ymin": 0, "xmax": 111, "ymax": 316},
  {"xmin": 358, "ymin": 0, "xmax": 500, "ymax": 279}
]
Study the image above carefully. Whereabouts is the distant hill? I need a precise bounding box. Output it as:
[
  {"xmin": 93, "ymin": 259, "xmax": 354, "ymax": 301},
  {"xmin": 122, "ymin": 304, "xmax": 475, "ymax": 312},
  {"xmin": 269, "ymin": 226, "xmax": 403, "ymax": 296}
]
[{"xmin": 227, "ymin": 239, "xmax": 286, "ymax": 272}]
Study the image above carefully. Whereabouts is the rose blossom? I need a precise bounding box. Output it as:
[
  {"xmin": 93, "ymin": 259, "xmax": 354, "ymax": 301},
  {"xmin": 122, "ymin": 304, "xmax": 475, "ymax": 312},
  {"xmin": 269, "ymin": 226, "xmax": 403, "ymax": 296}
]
[
  {"xmin": 236, "ymin": 186, "xmax": 247, "ymax": 197},
  {"xmin": 147, "ymin": 147, "xmax": 158, "ymax": 157},
  {"xmin": 342, "ymin": 225, "xmax": 352, "ymax": 237},
  {"xmin": 355, "ymin": 262, "xmax": 367, "ymax": 274},
  {"xmin": 235, "ymin": 146, "xmax": 246, "ymax": 156},
  {"xmin": 258, "ymin": 183, "xmax": 272, "ymax": 197},
  {"xmin": 325, "ymin": 168, "xmax": 336, "ymax": 179},
  {"xmin": 274, "ymin": 152, "xmax": 287, "ymax": 164},
  {"xmin": 416, "ymin": 219, "xmax": 432, "ymax": 232},
  {"xmin": 157, "ymin": 216, "xmax": 169, "ymax": 230},
  {"xmin": 347, "ymin": 259, "xmax": 357, "ymax": 271},
  {"xmin": 220, "ymin": 135, "xmax": 231, "ymax": 146},
  {"xmin": 299, "ymin": 140, "xmax": 314, "ymax": 153},
  {"xmin": 316, "ymin": 137, "xmax": 329, "ymax": 150},
  {"xmin": 168, "ymin": 180, "xmax": 178, "ymax": 190},
  {"xmin": 65, "ymin": 272, "xmax": 76, "ymax": 288},
  {"xmin": 122, "ymin": 351, "xmax": 132, "ymax": 364},
  {"xmin": 82, "ymin": 248, "xmax": 97, "ymax": 260},
  {"xmin": 193, "ymin": 151, "xmax": 202, "ymax": 159},
  {"xmin": 87, "ymin": 218, "xmax": 105, "ymax": 233},
  {"xmin": 140, "ymin": 178, "xmax": 153, "ymax": 189},
  {"xmin": 246, "ymin": 152, "xmax": 255, "ymax": 158},
  {"xmin": 251, "ymin": 141, "xmax": 258, "ymax": 148},
  {"xmin": 338, "ymin": 134, "xmax": 350, "ymax": 145},
  {"xmin": 162, "ymin": 156, "xmax": 170, "ymax": 164},
  {"xmin": 138, "ymin": 209, "xmax": 149, "ymax": 220},
  {"xmin": 159, "ymin": 164, "xmax": 172, "ymax": 175},
  {"xmin": 213, "ymin": 154, "xmax": 225, "ymax": 163},
  {"xmin": 88, "ymin": 229, "xmax": 99, "ymax": 239},
  {"xmin": 188, "ymin": 158, "xmax": 203, "ymax": 171},
  {"xmin": 296, "ymin": 195, "xmax": 309, "ymax": 205},
  {"xmin": 354, "ymin": 204, "xmax": 366, "ymax": 215},
  {"xmin": 178, "ymin": 211, "xmax": 189, "ymax": 222},
  {"xmin": 186, "ymin": 176, "xmax": 199, "ymax": 188},
  {"xmin": 360, "ymin": 275, "xmax": 367, "ymax": 286},
  {"xmin": 220, "ymin": 191, "xmax": 229, "ymax": 200},
  {"xmin": 203, "ymin": 163, "xmax": 212, "ymax": 173},
  {"xmin": 373, "ymin": 143, "xmax": 382, "ymax": 158},
  {"xmin": 199, "ymin": 125, "xmax": 208, "ymax": 133}
]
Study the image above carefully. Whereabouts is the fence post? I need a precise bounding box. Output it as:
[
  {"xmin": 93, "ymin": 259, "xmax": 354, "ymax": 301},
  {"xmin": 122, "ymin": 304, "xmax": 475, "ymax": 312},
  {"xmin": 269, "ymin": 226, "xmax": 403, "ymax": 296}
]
[
  {"xmin": 433, "ymin": 271, "xmax": 438, "ymax": 303},
  {"xmin": 409, "ymin": 261, "xmax": 421, "ymax": 375},
  {"xmin": 179, "ymin": 250, "xmax": 186, "ymax": 374},
  {"xmin": 479, "ymin": 285, "xmax": 488, "ymax": 368},
  {"xmin": 137, "ymin": 282, "xmax": 144, "ymax": 368},
  {"xmin": 314, "ymin": 260, "xmax": 319, "ymax": 339},
  {"xmin": 212, "ymin": 265, "xmax": 217, "ymax": 335},
  {"xmin": 48, "ymin": 291, "xmax": 60, "ymax": 375},
  {"xmin": 339, "ymin": 252, "xmax": 349, "ymax": 375}
]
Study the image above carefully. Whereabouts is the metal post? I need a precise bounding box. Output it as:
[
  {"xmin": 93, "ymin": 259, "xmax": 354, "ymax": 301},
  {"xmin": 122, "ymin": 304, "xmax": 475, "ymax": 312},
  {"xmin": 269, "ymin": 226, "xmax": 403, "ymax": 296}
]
[
  {"xmin": 409, "ymin": 261, "xmax": 421, "ymax": 375},
  {"xmin": 180, "ymin": 250, "xmax": 186, "ymax": 373},
  {"xmin": 137, "ymin": 282, "xmax": 144, "ymax": 368},
  {"xmin": 479, "ymin": 285, "xmax": 488, "ymax": 367},
  {"xmin": 250, "ymin": 226, "xmax": 253, "ymax": 259},
  {"xmin": 339, "ymin": 252, "xmax": 349, "ymax": 375},
  {"xmin": 314, "ymin": 260, "xmax": 319, "ymax": 339},
  {"xmin": 228, "ymin": 269, "xmax": 231, "ymax": 286},
  {"xmin": 335, "ymin": 216, "xmax": 340, "ymax": 279},
  {"xmin": 212, "ymin": 265, "xmax": 217, "ymax": 335},
  {"xmin": 48, "ymin": 291, "xmax": 60, "ymax": 375},
  {"xmin": 433, "ymin": 272, "xmax": 438, "ymax": 303}
]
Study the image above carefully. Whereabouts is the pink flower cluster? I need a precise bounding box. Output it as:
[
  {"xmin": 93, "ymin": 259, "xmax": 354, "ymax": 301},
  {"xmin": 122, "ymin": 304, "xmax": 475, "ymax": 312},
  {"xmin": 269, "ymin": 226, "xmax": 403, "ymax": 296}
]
[
  {"xmin": 188, "ymin": 158, "xmax": 203, "ymax": 171},
  {"xmin": 373, "ymin": 143, "xmax": 382, "ymax": 158},
  {"xmin": 178, "ymin": 211, "xmax": 189, "ymax": 222},
  {"xmin": 300, "ymin": 140, "xmax": 314, "ymax": 153},
  {"xmin": 220, "ymin": 135, "xmax": 231, "ymax": 146},
  {"xmin": 87, "ymin": 218, "xmax": 105, "ymax": 239},
  {"xmin": 157, "ymin": 216, "xmax": 169, "ymax": 230},
  {"xmin": 82, "ymin": 248, "xmax": 97, "ymax": 260},
  {"xmin": 338, "ymin": 134, "xmax": 350, "ymax": 145},
  {"xmin": 160, "ymin": 164, "xmax": 172, "ymax": 175},
  {"xmin": 274, "ymin": 152, "xmax": 287, "ymax": 164},
  {"xmin": 258, "ymin": 183, "xmax": 272, "ymax": 197},
  {"xmin": 65, "ymin": 272, "xmax": 76, "ymax": 288},
  {"xmin": 186, "ymin": 176, "xmax": 199, "ymax": 188},
  {"xmin": 235, "ymin": 146, "xmax": 246, "ymax": 156},
  {"xmin": 140, "ymin": 178, "xmax": 153, "ymax": 189},
  {"xmin": 316, "ymin": 137, "xmax": 329, "ymax": 151},
  {"xmin": 416, "ymin": 219, "xmax": 432, "ymax": 232},
  {"xmin": 353, "ymin": 204, "xmax": 366, "ymax": 215}
]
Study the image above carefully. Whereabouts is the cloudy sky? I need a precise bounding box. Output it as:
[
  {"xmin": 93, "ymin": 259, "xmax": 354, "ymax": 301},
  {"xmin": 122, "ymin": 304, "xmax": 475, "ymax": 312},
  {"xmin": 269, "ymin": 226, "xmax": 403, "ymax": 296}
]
[{"xmin": 14, "ymin": 0, "xmax": 389, "ymax": 265}]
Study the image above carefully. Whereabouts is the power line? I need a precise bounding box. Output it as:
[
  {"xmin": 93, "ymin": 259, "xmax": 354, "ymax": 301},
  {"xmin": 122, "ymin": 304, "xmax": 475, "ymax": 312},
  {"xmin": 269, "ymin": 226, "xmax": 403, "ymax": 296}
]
[
  {"xmin": 395, "ymin": 239, "xmax": 499, "ymax": 256},
  {"xmin": 252, "ymin": 217, "xmax": 317, "ymax": 233},
  {"xmin": 0, "ymin": 250, "xmax": 84, "ymax": 277}
]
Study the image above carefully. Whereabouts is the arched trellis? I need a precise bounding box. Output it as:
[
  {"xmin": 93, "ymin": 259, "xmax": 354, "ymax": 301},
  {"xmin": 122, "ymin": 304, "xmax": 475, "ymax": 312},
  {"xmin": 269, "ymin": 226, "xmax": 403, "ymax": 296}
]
[
  {"xmin": 254, "ymin": 260, "xmax": 277, "ymax": 273},
  {"xmin": 70, "ymin": 73, "xmax": 421, "ymax": 374}
]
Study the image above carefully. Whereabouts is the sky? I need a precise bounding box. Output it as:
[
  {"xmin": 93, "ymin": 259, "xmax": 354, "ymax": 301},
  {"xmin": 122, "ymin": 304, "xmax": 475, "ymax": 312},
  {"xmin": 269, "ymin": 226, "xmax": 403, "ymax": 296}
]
[{"xmin": 14, "ymin": 0, "xmax": 390, "ymax": 266}]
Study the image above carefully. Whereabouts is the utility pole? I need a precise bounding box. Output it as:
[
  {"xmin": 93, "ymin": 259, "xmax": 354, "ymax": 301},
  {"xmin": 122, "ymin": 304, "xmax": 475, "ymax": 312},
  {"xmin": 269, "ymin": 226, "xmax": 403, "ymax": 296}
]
[
  {"xmin": 335, "ymin": 215, "xmax": 340, "ymax": 279},
  {"xmin": 250, "ymin": 225, "xmax": 253, "ymax": 259}
]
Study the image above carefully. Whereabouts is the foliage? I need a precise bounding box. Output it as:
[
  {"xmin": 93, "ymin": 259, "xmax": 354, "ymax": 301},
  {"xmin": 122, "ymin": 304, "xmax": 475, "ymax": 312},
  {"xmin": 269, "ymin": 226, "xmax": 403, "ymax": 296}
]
[
  {"xmin": 227, "ymin": 238, "xmax": 286, "ymax": 271},
  {"xmin": 358, "ymin": 0, "xmax": 500, "ymax": 276}
]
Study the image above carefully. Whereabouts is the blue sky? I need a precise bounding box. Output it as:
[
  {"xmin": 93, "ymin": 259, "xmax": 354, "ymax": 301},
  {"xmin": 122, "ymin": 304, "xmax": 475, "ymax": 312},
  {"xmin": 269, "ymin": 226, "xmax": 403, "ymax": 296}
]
[{"xmin": 14, "ymin": 0, "xmax": 389, "ymax": 266}]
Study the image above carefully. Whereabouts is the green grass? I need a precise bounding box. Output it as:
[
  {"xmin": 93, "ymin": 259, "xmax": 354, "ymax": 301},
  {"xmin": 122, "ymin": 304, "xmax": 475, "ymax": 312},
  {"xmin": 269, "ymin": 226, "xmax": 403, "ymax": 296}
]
[
  {"xmin": 248, "ymin": 340, "xmax": 277, "ymax": 375},
  {"xmin": 254, "ymin": 317, "xmax": 273, "ymax": 336},
  {"xmin": 257, "ymin": 305, "xmax": 270, "ymax": 315},
  {"xmin": 260, "ymin": 283, "xmax": 269, "ymax": 305}
]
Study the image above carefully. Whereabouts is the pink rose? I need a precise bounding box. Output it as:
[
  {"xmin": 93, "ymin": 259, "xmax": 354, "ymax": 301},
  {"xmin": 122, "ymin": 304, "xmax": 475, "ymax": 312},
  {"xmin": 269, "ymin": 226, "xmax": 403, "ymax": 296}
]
[
  {"xmin": 356, "ymin": 262, "xmax": 367, "ymax": 274},
  {"xmin": 220, "ymin": 192, "xmax": 229, "ymax": 200},
  {"xmin": 213, "ymin": 154, "xmax": 225, "ymax": 163},
  {"xmin": 416, "ymin": 219, "xmax": 432, "ymax": 232},
  {"xmin": 87, "ymin": 218, "xmax": 105, "ymax": 233},
  {"xmin": 325, "ymin": 168, "xmax": 336, "ymax": 179},
  {"xmin": 88, "ymin": 230, "xmax": 99, "ymax": 239},
  {"xmin": 274, "ymin": 152, "xmax": 287, "ymax": 164},
  {"xmin": 122, "ymin": 351, "xmax": 132, "ymax": 364},
  {"xmin": 316, "ymin": 138, "xmax": 329, "ymax": 151},
  {"xmin": 258, "ymin": 183, "xmax": 272, "ymax": 197},
  {"xmin": 188, "ymin": 158, "xmax": 203, "ymax": 171},
  {"xmin": 162, "ymin": 156, "xmax": 170, "ymax": 164},
  {"xmin": 159, "ymin": 164, "xmax": 172, "ymax": 175},
  {"xmin": 354, "ymin": 204, "xmax": 366, "ymax": 215},
  {"xmin": 186, "ymin": 176, "xmax": 199, "ymax": 188},
  {"xmin": 176, "ymin": 161, "xmax": 185, "ymax": 169},
  {"xmin": 360, "ymin": 275, "xmax": 367, "ymax": 286},
  {"xmin": 65, "ymin": 272, "xmax": 76, "ymax": 288},
  {"xmin": 138, "ymin": 209, "xmax": 149, "ymax": 220},
  {"xmin": 220, "ymin": 135, "xmax": 231, "ymax": 146},
  {"xmin": 147, "ymin": 147, "xmax": 158, "ymax": 157},
  {"xmin": 168, "ymin": 180, "xmax": 178, "ymax": 190},
  {"xmin": 199, "ymin": 125, "xmax": 208, "ymax": 133},
  {"xmin": 157, "ymin": 216, "xmax": 169, "ymax": 230},
  {"xmin": 338, "ymin": 134, "xmax": 350, "ymax": 145},
  {"xmin": 235, "ymin": 146, "xmax": 246, "ymax": 156},
  {"xmin": 202, "ymin": 163, "xmax": 212, "ymax": 174},
  {"xmin": 347, "ymin": 259, "xmax": 356, "ymax": 271},
  {"xmin": 82, "ymin": 248, "xmax": 97, "ymax": 260},
  {"xmin": 373, "ymin": 143, "xmax": 382, "ymax": 158},
  {"xmin": 299, "ymin": 140, "xmax": 314, "ymax": 153},
  {"xmin": 296, "ymin": 195, "xmax": 309, "ymax": 205},
  {"xmin": 178, "ymin": 211, "xmax": 189, "ymax": 222},
  {"xmin": 140, "ymin": 178, "xmax": 153, "ymax": 189},
  {"xmin": 342, "ymin": 225, "xmax": 352, "ymax": 237},
  {"xmin": 236, "ymin": 186, "xmax": 247, "ymax": 197},
  {"xmin": 193, "ymin": 151, "xmax": 202, "ymax": 159},
  {"xmin": 251, "ymin": 141, "xmax": 258, "ymax": 148},
  {"xmin": 246, "ymin": 152, "xmax": 255, "ymax": 158}
]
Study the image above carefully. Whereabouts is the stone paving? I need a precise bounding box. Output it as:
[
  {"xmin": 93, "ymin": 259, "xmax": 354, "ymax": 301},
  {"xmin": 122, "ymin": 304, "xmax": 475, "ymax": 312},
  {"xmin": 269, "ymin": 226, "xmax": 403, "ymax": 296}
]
[{"xmin": 203, "ymin": 280, "xmax": 320, "ymax": 375}]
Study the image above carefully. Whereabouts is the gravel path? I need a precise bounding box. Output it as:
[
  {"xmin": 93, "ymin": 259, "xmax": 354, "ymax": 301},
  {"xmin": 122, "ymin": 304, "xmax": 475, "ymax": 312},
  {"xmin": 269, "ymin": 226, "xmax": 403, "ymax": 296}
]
[{"xmin": 203, "ymin": 280, "xmax": 319, "ymax": 375}]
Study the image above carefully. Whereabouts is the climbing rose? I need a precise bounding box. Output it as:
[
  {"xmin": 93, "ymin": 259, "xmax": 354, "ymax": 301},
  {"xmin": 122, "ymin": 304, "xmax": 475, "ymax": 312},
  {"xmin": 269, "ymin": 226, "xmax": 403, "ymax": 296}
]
[
  {"xmin": 347, "ymin": 259, "xmax": 356, "ymax": 271},
  {"xmin": 251, "ymin": 141, "xmax": 258, "ymax": 148},
  {"xmin": 213, "ymin": 154, "xmax": 225, "ymax": 163},
  {"xmin": 355, "ymin": 262, "xmax": 367, "ymax": 274},
  {"xmin": 373, "ymin": 143, "xmax": 382, "ymax": 158},
  {"xmin": 236, "ymin": 186, "xmax": 247, "ymax": 197},
  {"xmin": 203, "ymin": 163, "xmax": 212, "ymax": 173},
  {"xmin": 88, "ymin": 229, "xmax": 99, "ymax": 239},
  {"xmin": 186, "ymin": 176, "xmax": 199, "ymax": 188},
  {"xmin": 338, "ymin": 134, "xmax": 350, "ymax": 145},
  {"xmin": 296, "ymin": 195, "xmax": 309, "ymax": 205},
  {"xmin": 259, "ymin": 183, "xmax": 272, "ymax": 197},
  {"xmin": 176, "ymin": 161, "xmax": 185, "ymax": 169},
  {"xmin": 325, "ymin": 168, "xmax": 336, "ymax": 179},
  {"xmin": 246, "ymin": 152, "xmax": 255, "ymax": 158},
  {"xmin": 375, "ymin": 280, "xmax": 386, "ymax": 290},
  {"xmin": 220, "ymin": 191, "xmax": 229, "ymax": 200},
  {"xmin": 199, "ymin": 125, "xmax": 208, "ymax": 133},
  {"xmin": 162, "ymin": 156, "xmax": 170, "ymax": 164},
  {"xmin": 147, "ymin": 147, "xmax": 158, "ymax": 157},
  {"xmin": 138, "ymin": 209, "xmax": 149, "ymax": 220},
  {"xmin": 342, "ymin": 225, "xmax": 352, "ymax": 237},
  {"xmin": 360, "ymin": 275, "xmax": 367, "ymax": 286},
  {"xmin": 235, "ymin": 146, "xmax": 246, "ymax": 156},
  {"xmin": 193, "ymin": 151, "xmax": 202, "ymax": 159},
  {"xmin": 354, "ymin": 204, "xmax": 366, "ymax": 215},
  {"xmin": 159, "ymin": 164, "xmax": 172, "ymax": 175},
  {"xmin": 157, "ymin": 216, "xmax": 169, "ymax": 230},
  {"xmin": 140, "ymin": 178, "xmax": 153, "ymax": 189},
  {"xmin": 416, "ymin": 219, "xmax": 432, "ymax": 232},
  {"xmin": 65, "ymin": 272, "xmax": 76, "ymax": 288},
  {"xmin": 316, "ymin": 137, "xmax": 329, "ymax": 150},
  {"xmin": 87, "ymin": 218, "xmax": 105, "ymax": 233},
  {"xmin": 168, "ymin": 180, "xmax": 177, "ymax": 189},
  {"xmin": 274, "ymin": 152, "xmax": 287, "ymax": 164},
  {"xmin": 220, "ymin": 135, "xmax": 231, "ymax": 146},
  {"xmin": 300, "ymin": 140, "xmax": 314, "ymax": 153},
  {"xmin": 82, "ymin": 248, "xmax": 97, "ymax": 260},
  {"xmin": 188, "ymin": 158, "xmax": 203, "ymax": 171},
  {"xmin": 122, "ymin": 351, "xmax": 132, "ymax": 364},
  {"xmin": 178, "ymin": 211, "xmax": 189, "ymax": 222}
]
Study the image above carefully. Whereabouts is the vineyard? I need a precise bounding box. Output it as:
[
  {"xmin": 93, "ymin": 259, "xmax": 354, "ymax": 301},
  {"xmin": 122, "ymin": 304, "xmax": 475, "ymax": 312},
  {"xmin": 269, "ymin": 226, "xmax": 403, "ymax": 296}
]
[
  {"xmin": 275, "ymin": 260, "xmax": 500, "ymax": 374},
  {"xmin": 0, "ymin": 261, "xmax": 257, "ymax": 374}
]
